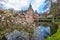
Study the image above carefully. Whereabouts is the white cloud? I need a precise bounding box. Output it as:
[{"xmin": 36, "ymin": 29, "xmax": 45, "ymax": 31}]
[
  {"xmin": 31, "ymin": 0, "xmax": 51, "ymax": 13},
  {"xmin": 32, "ymin": 0, "xmax": 45, "ymax": 11},
  {"xmin": 52, "ymin": 0, "xmax": 57, "ymax": 3},
  {"xmin": 1, "ymin": 0, "xmax": 51, "ymax": 13},
  {"xmin": 3, "ymin": 0, "xmax": 30, "ymax": 10}
]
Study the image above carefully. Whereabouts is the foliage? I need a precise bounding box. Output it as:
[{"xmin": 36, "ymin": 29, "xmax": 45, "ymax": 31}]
[
  {"xmin": 46, "ymin": 22, "xmax": 60, "ymax": 40},
  {"xmin": 0, "ymin": 10, "xmax": 34, "ymax": 40}
]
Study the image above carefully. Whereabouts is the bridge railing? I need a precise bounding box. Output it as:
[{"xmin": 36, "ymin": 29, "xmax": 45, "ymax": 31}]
[{"xmin": 39, "ymin": 18, "xmax": 53, "ymax": 22}]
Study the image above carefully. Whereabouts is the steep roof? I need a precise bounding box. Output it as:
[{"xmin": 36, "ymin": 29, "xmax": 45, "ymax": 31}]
[{"xmin": 28, "ymin": 4, "xmax": 33, "ymax": 11}]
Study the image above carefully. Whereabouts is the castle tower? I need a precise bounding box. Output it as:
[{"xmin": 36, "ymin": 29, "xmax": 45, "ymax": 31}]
[
  {"xmin": 25, "ymin": 4, "xmax": 34, "ymax": 24},
  {"xmin": 27, "ymin": 4, "xmax": 34, "ymax": 14},
  {"xmin": 28, "ymin": 4, "xmax": 33, "ymax": 11}
]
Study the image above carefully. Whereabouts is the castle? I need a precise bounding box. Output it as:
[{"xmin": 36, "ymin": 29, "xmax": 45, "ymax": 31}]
[{"xmin": 14, "ymin": 4, "xmax": 40, "ymax": 25}]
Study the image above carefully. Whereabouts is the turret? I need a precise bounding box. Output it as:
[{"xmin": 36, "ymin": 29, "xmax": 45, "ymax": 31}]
[{"xmin": 28, "ymin": 4, "xmax": 33, "ymax": 11}]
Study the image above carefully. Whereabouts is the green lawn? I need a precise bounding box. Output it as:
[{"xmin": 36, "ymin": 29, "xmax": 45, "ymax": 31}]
[{"xmin": 46, "ymin": 22, "xmax": 60, "ymax": 40}]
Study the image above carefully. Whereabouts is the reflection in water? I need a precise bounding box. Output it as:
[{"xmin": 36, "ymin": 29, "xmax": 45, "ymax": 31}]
[
  {"xmin": 32, "ymin": 25, "xmax": 51, "ymax": 40},
  {"xmin": 38, "ymin": 25, "xmax": 51, "ymax": 38},
  {"xmin": 5, "ymin": 25, "xmax": 51, "ymax": 40},
  {"xmin": 5, "ymin": 30, "xmax": 29, "ymax": 40}
]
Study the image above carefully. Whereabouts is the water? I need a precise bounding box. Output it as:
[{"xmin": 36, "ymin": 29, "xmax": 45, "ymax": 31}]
[
  {"xmin": 5, "ymin": 25, "xmax": 51, "ymax": 40},
  {"xmin": 31, "ymin": 25, "xmax": 51, "ymax": 40},
  {"xmin": 39, "ymin": 25, "xmax": 51, "ymax": 38},
  {"xmin": 5, "ymin": 30, "xmax": 29, "ymax": 40}
]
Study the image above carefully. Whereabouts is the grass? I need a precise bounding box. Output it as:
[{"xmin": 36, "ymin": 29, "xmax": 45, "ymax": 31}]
[{"xmin": 46, "ymin": 22, "xmax": 60, "ymax": 40}]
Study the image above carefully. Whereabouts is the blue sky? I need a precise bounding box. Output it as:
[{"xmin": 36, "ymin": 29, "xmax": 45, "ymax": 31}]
[{"xmin": 0, "ymin": 0, "xmax": 52, "ymax": 13}]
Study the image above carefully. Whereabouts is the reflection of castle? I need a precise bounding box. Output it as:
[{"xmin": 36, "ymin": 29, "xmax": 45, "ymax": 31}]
[{"xmin": 15, "ymin": 4, "xmax": 40, "ymax": 25}]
